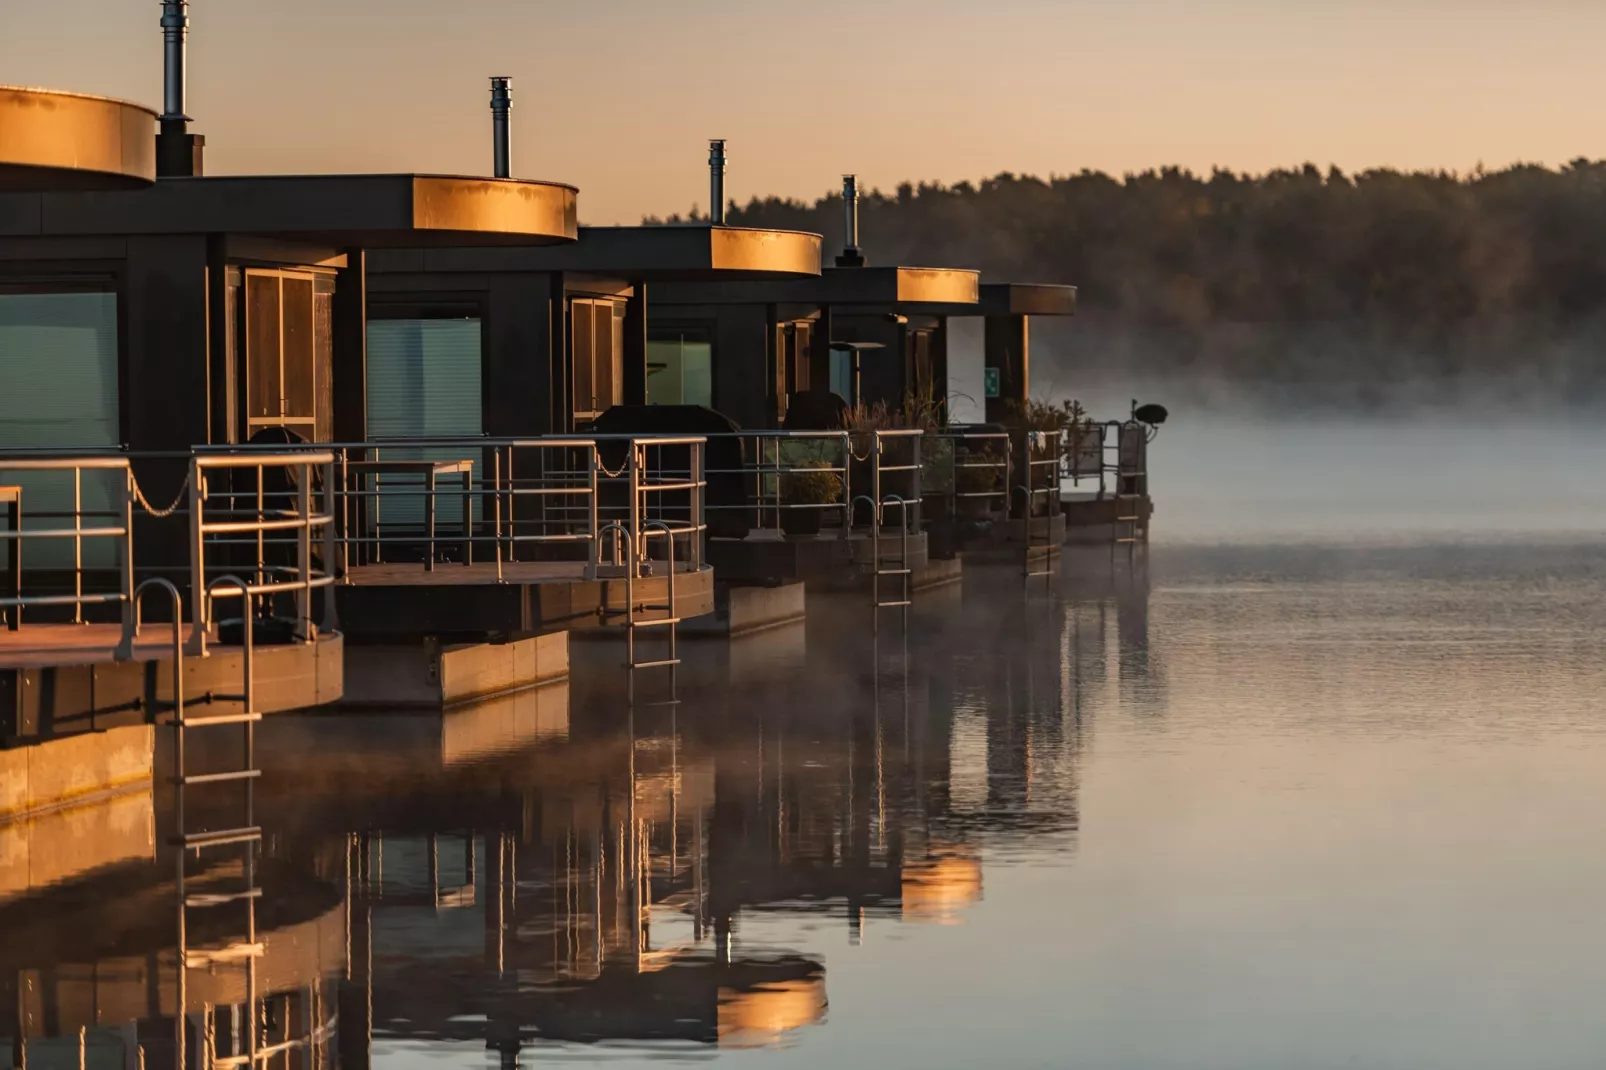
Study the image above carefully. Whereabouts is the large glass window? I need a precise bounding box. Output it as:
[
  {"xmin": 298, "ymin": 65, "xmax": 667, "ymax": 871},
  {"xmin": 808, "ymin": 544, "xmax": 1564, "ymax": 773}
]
[
  {"xmin": 0, "ymin": 290, "xmax": 120, "ymax": 568},
  {"xmin": 646, "ymin": 336, "xmax": 713, "ymax": 408},
  {"xmin": 366, "ymin": 317, "xmax": 483, "ymax": 529},
  {"xmin": 0, "ymin": 292, "xmax": 118, "ymax": 449}
]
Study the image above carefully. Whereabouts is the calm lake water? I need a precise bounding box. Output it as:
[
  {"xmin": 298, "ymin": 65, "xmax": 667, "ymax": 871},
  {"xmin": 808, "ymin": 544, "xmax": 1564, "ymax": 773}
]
[{"xmin": 8, "ymin": 419, "xmax": 1606, "ymax": 1068}]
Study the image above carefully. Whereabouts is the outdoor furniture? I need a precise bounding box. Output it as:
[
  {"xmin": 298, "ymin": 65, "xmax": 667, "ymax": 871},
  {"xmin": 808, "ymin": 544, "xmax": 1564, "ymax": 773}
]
[{"xmin": 347, "ymin": 459, "xmax": 474, "ymax": 572}]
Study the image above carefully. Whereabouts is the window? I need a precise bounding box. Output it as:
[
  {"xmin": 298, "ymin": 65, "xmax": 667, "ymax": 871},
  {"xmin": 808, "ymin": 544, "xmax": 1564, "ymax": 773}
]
[
  {"xmin": 646, "ymin": 336, "xmax": 713, "ymax": 408},
  {"xmin": 829, "ymin": 346, "xmax": 854, "ymax": 403},
  {"xmin": 242, "ymin": 269, "xmax": 333, "ymax": 442},
  {"xmin": 0, "ymin": 290, "xmax": 120, "ymax": 567},
  {"xmin": 910, "ymin": 329, "xmax": 933, "ymax": 402},
  {"xmin": 0, "ymin": 291, "xmax": 118, "ymax": 449},
  {"xmin": 365, "ymin": 317, "xmax": 483, "ymax": 529},
  {"xmin": 571, "ymin": 298, "xmax": 624, "ymax": 419}
]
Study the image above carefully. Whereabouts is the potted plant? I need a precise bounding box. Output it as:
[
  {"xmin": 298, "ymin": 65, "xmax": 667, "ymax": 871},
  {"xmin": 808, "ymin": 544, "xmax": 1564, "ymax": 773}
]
[{"xmin": 779, "ymin": 460, "xmax": 841, "ymax": 538}]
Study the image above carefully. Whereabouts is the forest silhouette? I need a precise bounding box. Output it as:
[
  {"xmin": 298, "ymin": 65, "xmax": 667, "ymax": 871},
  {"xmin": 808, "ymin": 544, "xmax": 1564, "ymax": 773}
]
[{"xmin": 655, "ymin": 162, "xmax": 1606, "ymax": 410}]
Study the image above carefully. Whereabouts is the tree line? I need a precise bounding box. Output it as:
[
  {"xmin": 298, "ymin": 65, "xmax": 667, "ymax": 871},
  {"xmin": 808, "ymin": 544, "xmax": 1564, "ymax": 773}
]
[{"xmin": 656, "ymin": 162, "xmax": 1606, "ymax": 409}]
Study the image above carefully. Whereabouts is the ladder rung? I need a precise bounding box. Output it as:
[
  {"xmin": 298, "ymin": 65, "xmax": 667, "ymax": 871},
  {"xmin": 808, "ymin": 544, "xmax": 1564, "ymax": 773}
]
[
  {"xmin": 876, "ymin": 600, "xmax": 912, "ymax": 609},
  {"xmin": 876, "ymin": 568, "xmax": 911, "ymax": 576},
  {"xmin": 180, "ymin": 712, "xmax": 264, "ymax": 728},
  {"xmin": 174, "ymin": 826, "xmax": 262, "ymax": 849},
  {"xmin": 629, "ymin": 617, "xmax": 682, "ymax": 628},
  {"xmin": 630, "ymin": 658, "xmax": 682, "ymax": 670},
  {"xmin": 175, "ymin": 769, "xmax": 261, "ymax": 786},
  {"xmin": 185, "ymin": 888, "xmax": 264, "ymax": 909},
  {"xmin": 183, "ymin": 941, "xmax": 265, "ymax": 968}
]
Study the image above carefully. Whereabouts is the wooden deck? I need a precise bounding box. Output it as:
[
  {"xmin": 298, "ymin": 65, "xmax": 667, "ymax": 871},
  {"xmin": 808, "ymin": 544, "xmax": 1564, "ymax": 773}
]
[
  {"xmin": 0, "ymin": 624, "xmax": 180, "ymax": 670},
  {"xmin": 345, "ymin": 560, "xmax": 604, "ymax": 587},
  {"xmin": 0, "ymin": 627, "xmax": 343, "ymax": 729}
]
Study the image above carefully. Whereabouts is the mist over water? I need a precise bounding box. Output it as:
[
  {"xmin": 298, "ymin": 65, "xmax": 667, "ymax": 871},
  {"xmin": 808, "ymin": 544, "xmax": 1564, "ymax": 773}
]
[{"xmin": 1071, "ymin": 394, "xmax": 1606, "ymax": 545}]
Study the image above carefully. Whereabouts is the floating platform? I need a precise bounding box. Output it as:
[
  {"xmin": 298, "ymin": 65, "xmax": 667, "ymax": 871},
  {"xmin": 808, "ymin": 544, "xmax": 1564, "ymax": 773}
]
[
  {"xmin": 681, "ymin": 581, "xmax": 808, "ymax": 638},
  {"xmin": 706, "ymin": 531, "xmax": 929, "ymax": 585},
  {"xmin": 1062, "ymin": 494, "xmax": 1154, "ymax": 545},
  {"xmin": 342, "ymin": 632, "xmax": 570, "ymax": 708},
  {"xmin": 929, "ymin": 513, "xmax": 1066, "ymax": 563},
  {"xmin": 335, "ymin": 561, "xmax": 715, "ymax": 642},
  {"xmin": 0, "ymin": 625, "xmax": 344, "ymax": 739}
]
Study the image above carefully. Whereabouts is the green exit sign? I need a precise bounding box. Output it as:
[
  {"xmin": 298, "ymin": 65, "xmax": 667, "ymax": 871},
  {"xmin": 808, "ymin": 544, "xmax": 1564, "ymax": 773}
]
[{"xmin": 984, "ymin": 367, "xmax": 1001, "ymax": 399}]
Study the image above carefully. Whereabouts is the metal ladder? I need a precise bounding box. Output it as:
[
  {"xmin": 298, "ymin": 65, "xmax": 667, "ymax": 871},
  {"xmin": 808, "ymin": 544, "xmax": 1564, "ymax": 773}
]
[
  {"xmin": 602, "ymin": 520, "xmax": 682, "ymax": 702},
  {"xmin": 1112, "ymin": 421, "xmax": 1148, "ymax": 568},
  {"xmin": 1021, "ymin": 431, "xmax": 1054, "ymax": 583},
  {"xmin": 178, "ymin": 577, "xmax": 267, "ymax": 1069},
  {"xmin": 853, "ymin": 495, "xmax": 911, "ymax": 633}
]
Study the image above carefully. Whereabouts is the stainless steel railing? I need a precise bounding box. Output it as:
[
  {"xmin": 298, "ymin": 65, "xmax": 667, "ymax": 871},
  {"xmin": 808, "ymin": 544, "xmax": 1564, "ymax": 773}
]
[
  {"xmin": 929, "ymin": 430, "xmax": 1011, "ymax": 519},
  {"xmin": 187, "ymin": 451, "xmax": 338, "ymax": 654},
  {"xmin": 0, "ymin": 455, "xmax": 136, "ymax": 632},
  {"xmin": 0, "ymin": 449, "xmax": 339, "ymax": 658},
  {"xmin": 207, "ymin": 435, "xmax": 709, "ymax": 581},
  {"xmin": 698, "ymin": 429, "xmax": 924, "ymax": 538}
]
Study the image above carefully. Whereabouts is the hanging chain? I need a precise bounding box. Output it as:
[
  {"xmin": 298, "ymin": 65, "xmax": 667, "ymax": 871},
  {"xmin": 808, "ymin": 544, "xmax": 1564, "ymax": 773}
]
[{"xmin": 130, "ymin": 471, "xmax": 192, "ymax": 518}]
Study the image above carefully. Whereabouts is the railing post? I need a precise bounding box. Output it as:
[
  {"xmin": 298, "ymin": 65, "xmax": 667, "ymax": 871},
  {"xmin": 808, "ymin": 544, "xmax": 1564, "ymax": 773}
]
[
  {"xmin": 297, "ymin": 462, "xmax": 313, "ymax": 641},
  {"xmin": 187, "ymin": 456, "xmax": 207, "ymax": 656},
  {"xmin": 585, "ymin": 446, "xmax": 600, "ymax": 580},
  {"xmin": 840, "ymin": 432, "xmax": 852, "ymax": 537},
  {"xmin": 873, "ymin": 432, "xmax": 883, "ymax": 532},
  {"xmin": 629, "ymin": 441, "xmax": 643, "ymax": 574},
  {"xmin": 322, "ymin": 457, "xmax": 340, "ymax": 634},
  {"xmin": 912, "ymin": 432, "xmax": 923, "ymax": 532},
  {"xmin": 117, "ymin": 467, "xmax": 136, "ymax": 657},
  {"xmin": 493, "ymin": 447, "xmax": 504, "ymax": 580},
  {"xmin": 72, "ymin": 467, "xmax": 83, "ymax": 624},
  {"xmin": 693, "ymin": 440, "xmax": 705, "ymax": 572}
]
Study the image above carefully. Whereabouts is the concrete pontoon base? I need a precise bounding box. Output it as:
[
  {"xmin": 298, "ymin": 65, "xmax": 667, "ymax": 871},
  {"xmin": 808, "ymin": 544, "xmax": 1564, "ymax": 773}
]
[
  {"xmin": 1062, "ymin": 495, "xmax": 1154, "ymax": 545},
  {"xmin": 681, "ymin": 582, "xmax": 808, "ymax": 638},
  {"xmin": 1, "ymin": 626, "xmax": 345, "ymax": 735},
  {"xmin": 707, "ymin": 531, "xmax": 930, "ymax": 585},
  {"xmin": 335, "ymin": 561, "xmax": 715, "ymax": 642},
  {"xmin": 342, "ymin": 633, "xmax": 570, "ymax": 708}
]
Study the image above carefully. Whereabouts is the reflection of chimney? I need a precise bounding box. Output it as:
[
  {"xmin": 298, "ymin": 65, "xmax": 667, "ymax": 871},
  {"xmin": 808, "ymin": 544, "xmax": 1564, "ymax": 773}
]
[
  {"xmin": 489, "ymin": 77, "xmax": 513, "ymax": 179},
  {"xmin": 156, "ymin": 0, "xmax": 204, "ymax": 177},
  {"xmin": 835, "ymin": 174, "xmax": 865, "ymax": 267},
  {"xmin": 709, "ymin": 139, "xmax": 727, "ymax": 225}
]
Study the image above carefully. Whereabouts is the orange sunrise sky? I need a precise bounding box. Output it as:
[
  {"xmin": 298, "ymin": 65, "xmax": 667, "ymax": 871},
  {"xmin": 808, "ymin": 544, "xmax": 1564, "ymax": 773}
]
[{"xmin": 4, "ymin": 0, "xmax": 1603, "ymax": 223}]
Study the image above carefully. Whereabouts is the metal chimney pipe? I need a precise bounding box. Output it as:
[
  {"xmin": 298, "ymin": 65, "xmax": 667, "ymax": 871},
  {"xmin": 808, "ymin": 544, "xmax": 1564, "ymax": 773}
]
[
  {"xmin": 159, "ymin": 0, "xmax": 190, "ymax": 125},
  {"xmin": 843, "ymin": 175, "xmax": 860, "ymax": 252},
  {"xmin": 489, "ymin": 77, "xmax": 513, "ymax": 179},
  {"xmin": 708, "ymin": 139, "xmax": 727, "ymax": 225},
  {"xmin": 835, "ymin": 173, "xmax": 866, "ymax": 267}
]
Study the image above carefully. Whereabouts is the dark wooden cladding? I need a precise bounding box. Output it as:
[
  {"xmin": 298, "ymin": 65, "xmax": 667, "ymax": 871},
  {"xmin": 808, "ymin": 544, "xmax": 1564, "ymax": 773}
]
[{"xmin": 0, "ymin": 175, "xmax": 578, "ymax": 247}]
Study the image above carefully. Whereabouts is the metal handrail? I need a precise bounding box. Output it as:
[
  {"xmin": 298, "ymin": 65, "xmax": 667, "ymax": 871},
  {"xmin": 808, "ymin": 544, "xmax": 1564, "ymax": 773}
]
[
  {"xmin": 701, "ymin": 430, "xmax": 853, "ymax": 534},
  {"xmin": 1018, "ymin": 428, "xmax": 1064, "ymax": 516},
  {"xmin": 612, "ymin": 437, "xmax": 707, "ymax": 574},
  {"xmin": 0, "ymin": 455, "xmax": 135, "ymax": 631},
  {"xmin": 203, "ymin": 438, "xmax": 600, "ymax": 582},
  {"xmin": 208, "ymin": 435, "xmax": 708, "ymax": 584},
  {"xmin": 188, "ymin": 452, "xmax": 337, "ymax": 655},
  {"xmin": 931, "ymin": 430, "xmax": 1011, "ymax": 515}
]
